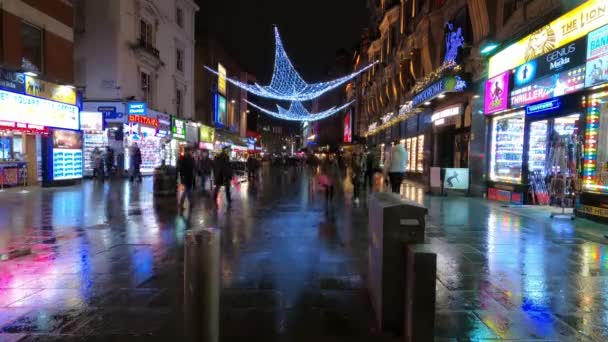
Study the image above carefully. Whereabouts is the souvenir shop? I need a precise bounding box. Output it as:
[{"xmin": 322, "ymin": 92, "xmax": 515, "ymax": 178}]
[
  {"xmin": 124, "ymin": 111, "xmax": 163, "ymax": 175},
  {"xmin": 0, "ymin": 69, "xmax": 82, "ymax": 187},
  {"xmin": 80, "ymin": 111, "xmax": 107, "ymax": 177}
]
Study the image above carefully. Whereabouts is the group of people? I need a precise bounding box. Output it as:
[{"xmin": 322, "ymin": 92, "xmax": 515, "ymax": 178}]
[
  {"xmin": 177, "ymin": 146, "xmax": 252, "ymax": 211},
  {"xmin": 349, "ymin": 141, "xmax": 408, "ymax": 203},
  {"xmin": 91, "ymin": 146, "xmax": 116, "ymax": 180}
]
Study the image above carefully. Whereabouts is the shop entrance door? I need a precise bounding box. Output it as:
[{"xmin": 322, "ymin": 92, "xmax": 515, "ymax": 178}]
[{"xmin": 436, "ymin": 126, "xmax": 455, "ymax": 168}]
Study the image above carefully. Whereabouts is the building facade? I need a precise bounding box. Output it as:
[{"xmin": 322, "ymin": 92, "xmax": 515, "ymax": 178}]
[{"xmin": 74, "ymin": 0, "xmax": 198, "ymax": 118}]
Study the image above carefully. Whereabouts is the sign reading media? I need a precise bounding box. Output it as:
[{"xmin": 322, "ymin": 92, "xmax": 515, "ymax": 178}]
[
  {"xmin": 513, "ymin": 37, "xmax": 587, "ymax": 88},
  {"xmin": 489, "ymin": 0, "xmax": 608, "ymax": 77}
]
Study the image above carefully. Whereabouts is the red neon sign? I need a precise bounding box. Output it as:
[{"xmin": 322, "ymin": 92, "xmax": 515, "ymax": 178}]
[
  {"xmin": 0, "ymin": 120, "xmax": 48, "ymax": 133},
  {"xmin": 128, "ymin": 115, "xmax": 159, "ymax": 128}
]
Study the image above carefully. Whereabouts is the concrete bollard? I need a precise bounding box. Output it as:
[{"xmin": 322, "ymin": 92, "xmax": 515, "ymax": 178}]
[{"xmin": 184, "ymin": 227, "xmax": 220, "ymax": 342}]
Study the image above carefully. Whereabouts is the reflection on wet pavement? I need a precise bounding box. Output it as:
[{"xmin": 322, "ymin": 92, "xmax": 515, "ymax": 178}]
[{"xmin": 0, "ymin": 168, "xmax": 606, "ymax": 340}]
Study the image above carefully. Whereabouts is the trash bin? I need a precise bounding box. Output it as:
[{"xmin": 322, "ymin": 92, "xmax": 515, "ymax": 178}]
[
  {"xmin": 367, "ymin": 192, "xmax": 427, "ymax": 334},
  {"xmin": 153, "ymin": 165, "xmax": 177, "ymax": 196}
]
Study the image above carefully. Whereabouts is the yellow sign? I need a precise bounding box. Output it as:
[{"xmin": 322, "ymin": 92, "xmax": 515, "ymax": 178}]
[
  {"xmin": 25, "ymin": 76, "xmax": 77, "ymax": 105},
  {"xmin": 579, "ymin": 204, "xmax": 608, "ymax": 218},
  {"xmin": 218, "ymin": 63, "xmax": 227, "ymax": 96},
  {"xmin": 489, "ymin": 0, "xmax": 608, "ymax": 77},
  {"xmin": 199, "ymin": 124, "xmax": 215, "ymax": 143}
]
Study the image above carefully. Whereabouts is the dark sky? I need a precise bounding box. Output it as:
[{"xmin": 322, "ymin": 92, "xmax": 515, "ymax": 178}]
[{"xmin": 196, "ymin": 0, "xmax": 368, "ymax": 82}]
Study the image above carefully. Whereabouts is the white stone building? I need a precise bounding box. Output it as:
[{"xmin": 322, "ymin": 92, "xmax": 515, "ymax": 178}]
[{"xmin": 74, "ymin": 0, "xmax": 198, "ymax": 119}]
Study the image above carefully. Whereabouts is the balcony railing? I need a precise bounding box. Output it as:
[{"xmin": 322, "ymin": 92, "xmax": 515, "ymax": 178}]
[{"xmin": 136, "ymin": 38, "xmax": 160, "ymax": 58}]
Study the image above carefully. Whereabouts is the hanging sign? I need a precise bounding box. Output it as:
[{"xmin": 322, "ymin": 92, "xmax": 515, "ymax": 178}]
[
  {"xmin": 127, "ymin": 102, "xmax": 147, "ymax": 115},
  {"xmin": 489, "ymin": 0, "xmax": 608, "ymax": 77},
  {"xmin": 172, "ymin": 117, "xmax": 186, "ymax": 140}
]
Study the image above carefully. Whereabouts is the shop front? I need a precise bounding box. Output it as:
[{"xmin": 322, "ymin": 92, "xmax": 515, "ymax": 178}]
[
  {"xmin": 124, "ymin": 111, "xmax": 162, "ymax": 175},
  {"xmin": 83, "ymin": 101, "xmax": 126, "ymax": 173},
  {"xmin": 80, "ymin": 111, "xmax": 107, "ymax": 177},
  {"xmin": 0, "ymin": 69, "xmax": 81, "ymax": 187}
]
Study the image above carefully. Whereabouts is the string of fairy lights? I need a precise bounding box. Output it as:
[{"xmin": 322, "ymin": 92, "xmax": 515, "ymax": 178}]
[{"xmin": 205, "ymin": 27, "xmax": 376, "ymax": 121}]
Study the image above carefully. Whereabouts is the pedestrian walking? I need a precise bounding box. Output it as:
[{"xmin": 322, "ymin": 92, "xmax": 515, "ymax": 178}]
[
  {"xmin": 213, "ymin": 146, "xmax": 234, "ymax": 205},
  {"xmin": 129, "ymin": 143, "xmax": 143, "ymax": 183},
  {"xmin": 350, "ymin": 145, "xmax": 367, "ymax": 204},
  {"xmin": 92, "ymin": 147, "xmax": 104, "ymax": 180},
  {"xmin": 365, "ymin": 146, "xmax": 378, "ymax": 191},
  {"xmin": 197, "ymin": 149, "xmax": 213, "ymax": 192},
  {"xmin": 178, "ymin": 146, "xmax": 196, "ymax": 212},
  {"xmin": 384, "ymin": 141, "xmax": 408, "ymax": 194},
  {"xmin": 317, "ymin": 159, "xmax": 335, "ymax": 206},
  {"xmin": 105, "ymin": 146, "xmax": 114, "ymax": 178},
  {"xmin": 246, "ymin": 154, "xmax": 257, "ymax": 181}
]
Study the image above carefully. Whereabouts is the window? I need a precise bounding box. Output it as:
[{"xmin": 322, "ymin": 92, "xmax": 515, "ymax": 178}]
[
  {"xmin": 175, "ymin": 88, "xmax": 183, "ymax": 116},
  {"xmin": 176, "ymin": 7, "xmax": 184, "ymax": 28},
  {"xmin": 139, "ymin": 19, "xmax": 153, "ymax": 47},
  {"xmin": 141, "ymin": 71, "xmax": 151, "ymax": 103},
  {"xmin": 21, "ymin": 22, "xmax": 43, "ymax": 72},
  {"xmin": 176, "ymin": 48, "xmax": 184, "ymax": 72}
]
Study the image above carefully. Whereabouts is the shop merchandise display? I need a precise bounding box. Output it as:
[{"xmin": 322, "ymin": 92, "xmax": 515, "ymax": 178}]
[
  {"xmin": 416, "ymin": 135, "xmax": 424, "ymax": 172},
  {"xmin": 83, "ymin": 133, "xmax": 107, "ymax": 176},
  {"xmin": 408, "ymin": 137, "xmax": 417, "ymax": 172},
  {"xmin": 405, "ymin": 139, "xmax": 412, "ymax": 172},
  {"xmin": 528, "ymin": 121, "xmax": 548, "ymax": 176},
  {"xmin": 138, "ymin": 137, "xmax": 161, "ymax": 173},
  {"xmin": 491, "ymin": 113, "xmax": 524, "ymax": 183}
]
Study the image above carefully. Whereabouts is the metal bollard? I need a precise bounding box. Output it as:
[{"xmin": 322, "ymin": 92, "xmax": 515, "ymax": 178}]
[
  {"xmin": 404, "ymin": 248, "xmax": 436, "ymax": 342},
  {"xmin": 184, "ymin": 227, "xmax": 220, "ymax": 342}
]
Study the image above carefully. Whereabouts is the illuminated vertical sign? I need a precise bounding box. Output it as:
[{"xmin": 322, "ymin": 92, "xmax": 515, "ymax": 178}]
[
  {"xmin": 218, "ymin": 63, "xmax": 227, "ymax": 96},
  {"xmin": 343, "ymin": 111, "xmax": 352, "ymax": 143}
]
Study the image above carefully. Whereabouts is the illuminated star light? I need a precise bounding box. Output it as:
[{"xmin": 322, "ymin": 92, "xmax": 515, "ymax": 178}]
[
  {"xmin": 246, "ymin": 100, "xmax": 354, "ymax": 122},
  {"xmin": 205, "ymin": 27, "xmax": 377, "ymax": 102}
]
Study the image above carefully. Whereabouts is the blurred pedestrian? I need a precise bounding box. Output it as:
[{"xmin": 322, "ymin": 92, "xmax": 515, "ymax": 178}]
[
  {"xmin": 213, "ymin": 146, "xmax": 234, "ymax": 205},
  {"xmin": 350, "ymin": 145, "xmax": 367, "ymax": 204},
  {"xmin": 365, "ymin": 146, "xmax": 378, "ymax": 191},
  {"xmin": 384, "ymin": 141, "xmax": 408, "ymax": 194},
  {"xmin": 246, "ymin": 154, "xmax": 257, "ymax": 180},
  {"xmin": 198, "ymin": 149, "xmax": 213, "ymax": 192},
  {"xmin": 105, "ymin": 146, "xmax": 114, "ymax": 178},
  {"xmin": 178, "ymin": 146, "xmax": 196, "ymax": 212},
  {"xmin": 129, "ymin": 143, "xmax": 142, "ymax": 183},
  {"xmin": 318, "ymin": 159, "xmax": 334, "ymax": 205},
  {"xmin": 92, "ymin": 147, "xmax": 104, "ymax": 180}
]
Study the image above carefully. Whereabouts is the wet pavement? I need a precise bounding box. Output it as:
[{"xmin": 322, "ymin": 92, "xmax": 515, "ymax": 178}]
[{"xmin": 0, "ymin": 166, "xmax": 606, "ymax": 341}]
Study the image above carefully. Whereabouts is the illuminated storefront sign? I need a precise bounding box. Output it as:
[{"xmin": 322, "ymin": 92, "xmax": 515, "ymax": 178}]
[
  {"xmin": 199, "ymin": 124, "xmax": 215, "ymax": 143},
  {"xmin": 214, "ymin": 93, "xmax": 227, "ymax": 125},
  {"xmin": 128, "ymin": 114, "xmax": 159, "ymax": 127},
  {"xmin": 218, "ymin": 63, "xmax": 227, "ymax": 96},
  {"xmin": 431, "ymin": 105, "xmax": 462, "ymax": 124},
  {"xmin": 127, "ymin": 102, "xmax": 147, "ymax": 115},
  {"xmin": 80, "ymin": 111, "xmax": 104, "ymax": 131},
  {"xmin": 514, "ymin": 37, "xmax": 586, "ymax": 88},
  {"xmin": 172, "ymin": 117, "xmax": 186, "ymax": 140},
  {"xmin": 412, "ymin": 76, "xmax": 467, "ymax": 107},
  {"xmin": 0, "ymin": 70, "xmax": 25, "ymax": 93},
  {"xmin": 489, "ymin": 0, "xmax": 608, "ymax": 77},
  {"xmin": 0, "ymin": 90, "xmax": 79, "ymax": 130},
  {"xmin": 52, "ymin": 129, "xmax": 83, "ymax": 181},
  {"xmin": 25, "ymin": 76, "xmax": 76, "ymax": 105},
  {"xmin": 586, "ymin": 24, "xmax": 608, "ymax": 87},
  {"xmin": 510, "ymin": 65, "xmax": 585, "ymax": 107},
  {"xmin": 525, "ymin": 99, "xmax": 561, "ymax": 115},
  {"xmin": 484, "ymin": 71, "xmax": 510, "ymax": 114}
]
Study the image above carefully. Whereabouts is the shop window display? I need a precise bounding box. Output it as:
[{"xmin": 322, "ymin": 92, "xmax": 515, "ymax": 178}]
[
  {"xmin": 490, "ymin": 112, "xmax": 524, "ymax": 183},
  {"xmin": 416, "ymin": 135, "xmax": 424, "ymax": 172}
]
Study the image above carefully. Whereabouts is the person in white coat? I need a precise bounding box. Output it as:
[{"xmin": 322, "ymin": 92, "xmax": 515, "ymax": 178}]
[{"xmin": 384, "ymin": 141, "xmax": 408, "ymax": 194}]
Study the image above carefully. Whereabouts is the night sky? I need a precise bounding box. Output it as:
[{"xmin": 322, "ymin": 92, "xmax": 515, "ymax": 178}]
[{"xmin": 196, "ymin": 0, "xmax": 368, "ymax": 83}]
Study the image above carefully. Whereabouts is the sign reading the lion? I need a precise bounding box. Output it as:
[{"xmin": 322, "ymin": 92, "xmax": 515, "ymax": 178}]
[{"xmin": 489, "ymin": 0, "xmax": 608, "ymax": 77}]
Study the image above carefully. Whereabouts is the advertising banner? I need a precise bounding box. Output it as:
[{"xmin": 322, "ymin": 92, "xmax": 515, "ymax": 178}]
[
  {"xmin": 513, "ymin": 37, "xmax": 587, "ymax": 88},
  {"xmin": 218, "ymin": 64, "xmax": 227, "ymax": 96},
  {"xmin": 52, "ymin": 129, "xmax": 83, "ymax": 181},
  {"xmin": 199, "ymin": 125, "xmax": 215, "ymax": 144},
  {"xmin": 489, "ymin": 0, "xmax": 608, "ymax": 77},
  {"xmin": 484, "ymin": 72, "xmax": 510, "ymax": 114},
  {"xmin": 443, "ymin": 168, "xmax": 469, "ymax": 190},
  {"xmin": 510, "ymin": 65, "xmax": 585, "ymax": 107},
  {"xmin": 25, "ymin": 76, "xmax": 76, "ymax": 105},
  {"xmin": 586, "ymin": 24, "xmax": 608, "ymax": 87},
  {"xmin": 0, "ymin": 90, "xmax": 79, "ymax": 130},
  {"xmin": 343, "ymin": 111, "xmax": 352, "ymax": 143},
  {"xmin": 215, "ymin": 94, "xmax": 227, "ymax": 125}
]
